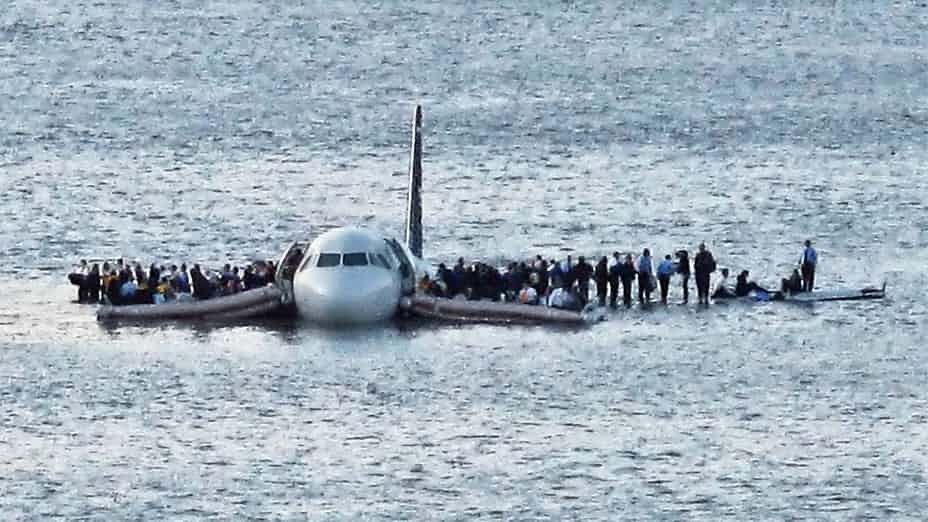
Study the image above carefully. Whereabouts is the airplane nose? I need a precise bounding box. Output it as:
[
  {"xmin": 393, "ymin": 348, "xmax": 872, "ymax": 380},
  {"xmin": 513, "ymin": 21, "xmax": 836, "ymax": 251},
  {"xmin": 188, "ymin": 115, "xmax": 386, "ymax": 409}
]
[
  {"xmin": 296, "ymin": 270, "xmax": 398, "ymax": 324},
  {"xmin": 309, "ymin": 271, "xmax": 391, "ymax": 299}
]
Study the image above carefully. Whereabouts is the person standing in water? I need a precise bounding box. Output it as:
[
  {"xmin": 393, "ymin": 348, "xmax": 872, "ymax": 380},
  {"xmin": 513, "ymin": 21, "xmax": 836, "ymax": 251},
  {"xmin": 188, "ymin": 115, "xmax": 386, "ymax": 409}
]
[
  {"xmin": 694, "ymin": 242, "xmax": 717, "ymax": 305},
  {"xmin": 800, "ymin": 239, "xmax": 817, "ymax": 292}
]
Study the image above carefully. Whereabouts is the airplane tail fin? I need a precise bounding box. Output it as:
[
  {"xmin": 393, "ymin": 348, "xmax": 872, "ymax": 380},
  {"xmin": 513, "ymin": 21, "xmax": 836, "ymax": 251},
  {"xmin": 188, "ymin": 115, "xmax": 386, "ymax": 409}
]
[{"xmin": 404, "ymin": 104, "xmax": 423, "ymax": 259}]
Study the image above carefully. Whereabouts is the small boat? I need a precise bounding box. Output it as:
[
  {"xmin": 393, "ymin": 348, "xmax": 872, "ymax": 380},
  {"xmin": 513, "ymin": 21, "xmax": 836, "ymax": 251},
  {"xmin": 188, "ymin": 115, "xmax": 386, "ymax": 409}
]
[
  {"xmin": 785, "ymin": 283, "xmax": 886, "ymax": 303},
  {"xmin": 96, "ymin": 285, "xmax": 284, "ymax": 321}
]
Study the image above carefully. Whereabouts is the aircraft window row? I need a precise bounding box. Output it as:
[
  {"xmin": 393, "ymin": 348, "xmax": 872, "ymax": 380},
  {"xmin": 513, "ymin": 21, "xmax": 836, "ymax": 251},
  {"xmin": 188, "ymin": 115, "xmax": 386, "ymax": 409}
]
[{"xmin": 312, "ymin": 252, "xmax": 394, "ymax": 269}]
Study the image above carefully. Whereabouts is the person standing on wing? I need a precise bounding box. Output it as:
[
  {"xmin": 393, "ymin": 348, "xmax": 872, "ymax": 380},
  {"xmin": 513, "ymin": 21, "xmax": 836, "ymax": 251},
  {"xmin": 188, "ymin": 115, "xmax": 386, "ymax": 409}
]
[
  {"xmin": 693, "ymin": 242, "xmax": 717, "ymax": 305},
  {"xmin": 607, "ymin": 251, "xmax": 622, "ymax": 308},
  {"xmin": 675, "ymin": 249, "xmax": 691, "ymax": 304},
  {"xmin": 637, "ymin": 248, "xmax": 654, "ymax": 304},
  {"xmin": 618, "ymin": 254, "xmax": 637, "ymax": 308},
  {"xmin": 800, "ymin": 239, "xmax": 817, "ymax": 292},
  {"xmin": 657, "ymin": 254, "xmax": 675, "ymax": 305}
]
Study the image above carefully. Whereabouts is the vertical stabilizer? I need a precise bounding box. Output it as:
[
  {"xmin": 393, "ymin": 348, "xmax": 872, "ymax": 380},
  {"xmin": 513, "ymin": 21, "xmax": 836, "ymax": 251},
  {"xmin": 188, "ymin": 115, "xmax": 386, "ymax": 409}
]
[{"xmin": 404, "ymin": 105, "xmax": 423, "ymax": 259}]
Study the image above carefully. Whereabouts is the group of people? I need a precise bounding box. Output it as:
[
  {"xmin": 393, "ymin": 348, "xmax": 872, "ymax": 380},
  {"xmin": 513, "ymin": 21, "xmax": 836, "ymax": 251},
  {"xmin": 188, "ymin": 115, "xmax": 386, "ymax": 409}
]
[
  {"xmin": 422, "ymin": 240, "xmax": 819, "ymax": 310},
  {"xmin": 69, "ymin": 258, "xmax": 278, "ymax": 306}
]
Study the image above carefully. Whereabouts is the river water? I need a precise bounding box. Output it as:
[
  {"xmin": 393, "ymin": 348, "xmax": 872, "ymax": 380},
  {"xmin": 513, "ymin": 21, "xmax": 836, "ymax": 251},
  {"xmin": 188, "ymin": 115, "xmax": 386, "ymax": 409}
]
[{"xmin": 2, "ymin": 1, "xmax": 927, "ymax": 519}]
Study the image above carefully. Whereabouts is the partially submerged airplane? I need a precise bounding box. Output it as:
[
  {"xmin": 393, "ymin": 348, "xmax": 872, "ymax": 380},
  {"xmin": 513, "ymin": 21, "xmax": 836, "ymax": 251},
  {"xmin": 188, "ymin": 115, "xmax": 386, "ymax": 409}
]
[
  {"xmin": 94, "ymin": 105, "xmax": 885, "ymax": 326},
  {"xmin": 97, "ymin": 106, "xmax": 591, "ymax": 326}
]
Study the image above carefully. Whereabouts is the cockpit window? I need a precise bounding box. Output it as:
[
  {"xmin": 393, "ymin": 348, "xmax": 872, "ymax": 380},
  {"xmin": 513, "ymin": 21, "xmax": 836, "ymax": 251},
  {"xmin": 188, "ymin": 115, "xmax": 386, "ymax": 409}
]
[
  {"xmin": 376, "ymin": 253, "xmax": 392, "ymax": 269},
  {"xmin": 342, "ymin": 252, "xmax": 368, "ymax": 266},
  {"xmin": 297, "ymin": 253, "xmax": 315, "ymax": 273},
  {"xmin": 368, "ymin": 252, "xmax": 390, "ymax": 269},
  {"xmin": 316, "ymin": 253, "xmax": 341, "ymax": 267}
]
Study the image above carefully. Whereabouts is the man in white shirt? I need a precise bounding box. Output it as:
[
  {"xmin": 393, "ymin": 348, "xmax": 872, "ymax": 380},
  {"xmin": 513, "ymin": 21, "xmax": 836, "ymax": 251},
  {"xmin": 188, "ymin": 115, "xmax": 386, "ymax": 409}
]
[
  {"xmin": 712, "ymin": 268, "xmax": 735, "ymax": 299},
  {"xmin": 607, "ymin": 251, "xmax": 622, "ymax": 307},
  {"xmin": 637, "ymin": 248, "xmax": 654, "ymax": 304}
]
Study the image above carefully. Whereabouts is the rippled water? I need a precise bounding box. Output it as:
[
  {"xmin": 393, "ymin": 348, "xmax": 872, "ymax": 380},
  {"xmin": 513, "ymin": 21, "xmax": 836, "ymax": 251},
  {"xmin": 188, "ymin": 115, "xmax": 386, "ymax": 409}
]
[{"xmin": 2, "ymin": 1, "xmax": 927, "ymax": 519}]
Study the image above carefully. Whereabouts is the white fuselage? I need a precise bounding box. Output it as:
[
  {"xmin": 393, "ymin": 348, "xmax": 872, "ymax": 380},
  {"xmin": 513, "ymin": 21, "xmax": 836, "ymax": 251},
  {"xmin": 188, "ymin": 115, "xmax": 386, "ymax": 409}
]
[{"xmin": 291, "ymin": 228, "xmax": 413, "ymax": 324}]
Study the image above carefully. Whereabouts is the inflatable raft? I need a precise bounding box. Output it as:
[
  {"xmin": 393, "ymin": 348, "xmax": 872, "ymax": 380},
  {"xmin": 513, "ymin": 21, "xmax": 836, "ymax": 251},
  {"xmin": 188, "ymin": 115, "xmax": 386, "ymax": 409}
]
[
  {"xmin": 404, "ymin": 294, "xmax": 592, "ymax": 325},
  {"xmin": 96, "ymin": 285, "xmax": 284, "ymax": 321}
]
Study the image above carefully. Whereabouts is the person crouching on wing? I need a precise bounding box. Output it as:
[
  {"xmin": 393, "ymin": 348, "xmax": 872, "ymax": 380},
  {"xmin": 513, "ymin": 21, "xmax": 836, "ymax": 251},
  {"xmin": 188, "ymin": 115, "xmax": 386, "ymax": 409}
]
[
  {"xmin": 712, "ymin": 268, "xmax": 735, "ymax": 299},
  {"xmin": 735, "ymin": 270, "xmax": 770, "ymax": 297},
  {"xmin": 518, "ymin": 281, "xmax": 539, "ymax": 305},
  {"xmin": 781, "ymin": 268, "xmax": 803, "ymax": 295},
  {"xmin": 547, "ymin": 284, "xmax": 581, "ymax": 311},
  {"xmin": 800, "ymin": 239, "xmax": 817, "ymax": 292}
]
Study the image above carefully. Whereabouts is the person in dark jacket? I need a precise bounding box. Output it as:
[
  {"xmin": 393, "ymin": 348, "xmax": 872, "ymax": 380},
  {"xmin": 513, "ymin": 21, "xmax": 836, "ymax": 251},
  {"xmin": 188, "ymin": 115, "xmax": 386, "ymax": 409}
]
[
  {"xmin": 147, "ymin": 264, "xmax": 161, "ymax": 294},
  {"xmin": 594, "ymin": 256, "xmax": 609, "ymax": 306},
  {"xmin": 85, "ymin": 264, "xmax": 101, "ymax": 303},
  {"xmin": 190, "ymin": 264, "xmax": 212, "ymax": 300},
  {"xmin": 573, "ymin": 256, "xmax": 593, "ymax": 306},
  {"xmin": 781, "ymin": 268, "xmax": 803, "ymax": 295},
  {"xmin": 735, "ymin": 270, "xmax": 769, "ymax": 297},
  {"xmin": 693, "ymin": 242, "xmax": 717, "ymax": 304},
  {"xmin": 618, "ymin": 254, "xmax": 637, "ymax": 307},
  {"xmin": 675, "ymin": 250, "xmax": 691, "ymax": 304},
  {"xmin": 173, "ymin": 263, "xmax": 192, "ymax": 294}
]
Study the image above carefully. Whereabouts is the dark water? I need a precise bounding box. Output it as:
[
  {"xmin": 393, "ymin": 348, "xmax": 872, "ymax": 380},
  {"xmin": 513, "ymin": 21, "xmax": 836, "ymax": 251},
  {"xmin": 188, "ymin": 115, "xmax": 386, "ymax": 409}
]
[{"xmin": 2, "ymin": 1, "xmax": 927, "ymax": 519}]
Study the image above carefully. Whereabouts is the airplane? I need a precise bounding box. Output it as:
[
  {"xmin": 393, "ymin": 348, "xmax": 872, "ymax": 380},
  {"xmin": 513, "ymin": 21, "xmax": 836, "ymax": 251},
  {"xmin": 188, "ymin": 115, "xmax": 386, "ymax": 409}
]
[
  {"xmin": 94, "ymin": 105, "xmax": 594, "ymax": 326},
  {"xmin": 281, "ymin": 105, "xmax": 427, "ymax": 324}
]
